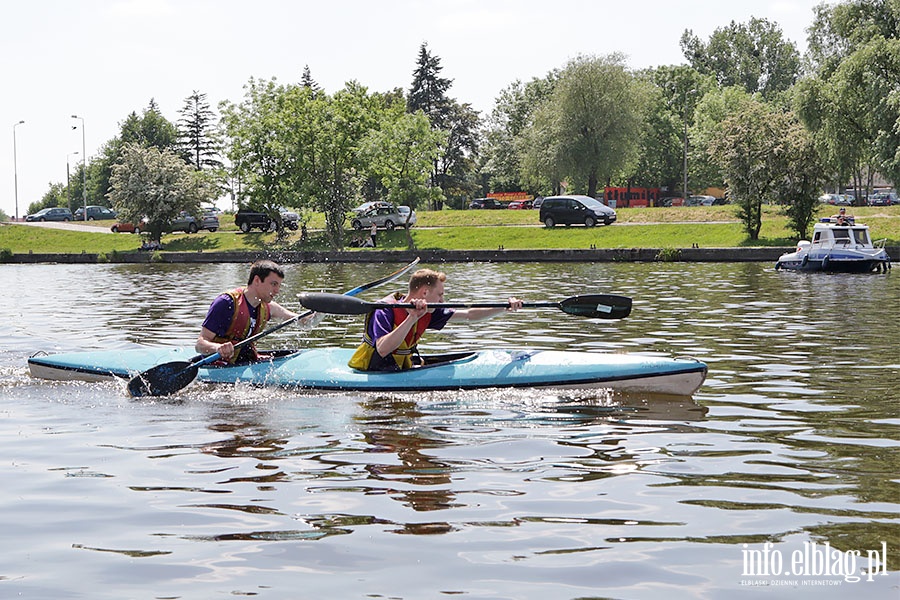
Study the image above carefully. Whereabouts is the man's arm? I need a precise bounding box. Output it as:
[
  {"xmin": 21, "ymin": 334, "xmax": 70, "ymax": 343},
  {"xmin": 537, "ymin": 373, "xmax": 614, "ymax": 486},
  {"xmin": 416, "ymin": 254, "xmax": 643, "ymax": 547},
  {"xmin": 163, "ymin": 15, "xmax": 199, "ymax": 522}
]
[
  {"xmin": 449, "ymin": 297, "xmax": 523, "ymax": 322},
  {"xmin": 374, "ymin": 301, "xmax": 428, "ymax": 357},
  {"xmin": 196, "ymin": 326, "xmax": 234, "ymax": 360}
]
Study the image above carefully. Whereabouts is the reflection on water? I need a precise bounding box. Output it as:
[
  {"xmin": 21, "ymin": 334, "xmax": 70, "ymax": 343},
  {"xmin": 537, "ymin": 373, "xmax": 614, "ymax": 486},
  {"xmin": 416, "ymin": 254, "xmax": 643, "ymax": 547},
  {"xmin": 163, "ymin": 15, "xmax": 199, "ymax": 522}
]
[{"xmin": 0, "ymin": 261, "xmax": 897, "ymax": 598}]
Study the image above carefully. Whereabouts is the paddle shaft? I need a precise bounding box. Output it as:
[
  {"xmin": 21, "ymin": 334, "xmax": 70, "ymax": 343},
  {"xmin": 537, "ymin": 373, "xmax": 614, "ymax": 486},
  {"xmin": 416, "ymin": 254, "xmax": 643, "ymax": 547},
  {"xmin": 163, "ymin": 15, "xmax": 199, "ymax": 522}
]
[{"xmin": 297, "ymin": 292, "xmax": 632, "ymax": 319}]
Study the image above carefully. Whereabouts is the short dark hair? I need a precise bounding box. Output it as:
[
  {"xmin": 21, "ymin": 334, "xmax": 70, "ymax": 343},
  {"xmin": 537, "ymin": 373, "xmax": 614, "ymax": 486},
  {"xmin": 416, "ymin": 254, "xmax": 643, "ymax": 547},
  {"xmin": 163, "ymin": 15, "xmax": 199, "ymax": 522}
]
[{"xmin": 248, "ymin": 260, "xmax": 285, "ymax": 285}]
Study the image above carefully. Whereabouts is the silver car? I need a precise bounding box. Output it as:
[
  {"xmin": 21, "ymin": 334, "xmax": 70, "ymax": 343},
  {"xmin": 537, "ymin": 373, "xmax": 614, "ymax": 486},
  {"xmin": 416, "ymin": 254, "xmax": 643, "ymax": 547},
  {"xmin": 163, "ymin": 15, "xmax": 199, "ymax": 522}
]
[{"xmin": 350, "ymin": 203, "xmax": 415, "ymax": 230}]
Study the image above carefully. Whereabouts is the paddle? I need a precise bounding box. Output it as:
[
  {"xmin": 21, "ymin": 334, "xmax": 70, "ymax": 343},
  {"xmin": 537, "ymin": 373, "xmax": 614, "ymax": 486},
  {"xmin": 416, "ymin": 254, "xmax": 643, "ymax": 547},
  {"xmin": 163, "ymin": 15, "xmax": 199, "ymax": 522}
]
[
  {"xmin": 296, "ymin": 291, "xmax": 632, "ymax": 320},
  {"xmin": 126, "ymin": 258, "xmax": 421, "ymax": 398}
]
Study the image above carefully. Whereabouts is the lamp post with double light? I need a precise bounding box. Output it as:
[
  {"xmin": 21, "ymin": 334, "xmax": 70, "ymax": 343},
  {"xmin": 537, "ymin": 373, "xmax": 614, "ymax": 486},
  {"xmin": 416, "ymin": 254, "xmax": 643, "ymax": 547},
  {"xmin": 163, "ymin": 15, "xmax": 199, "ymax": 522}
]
[
  {"xmin": 71, "ymin": 115, "xmax": 87, "ymax": 220},
  {"xmin": 13, "ymin": 120, "xmax": 25, "ymax": 221}
]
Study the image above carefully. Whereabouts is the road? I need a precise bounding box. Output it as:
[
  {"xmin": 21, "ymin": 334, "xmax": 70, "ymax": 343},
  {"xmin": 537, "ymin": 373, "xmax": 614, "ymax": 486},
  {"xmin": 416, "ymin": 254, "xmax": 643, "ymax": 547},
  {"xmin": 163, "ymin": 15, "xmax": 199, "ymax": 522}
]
[{"xmin": 10, "ymin": 220, "xmax": 115, "ymax": 233}]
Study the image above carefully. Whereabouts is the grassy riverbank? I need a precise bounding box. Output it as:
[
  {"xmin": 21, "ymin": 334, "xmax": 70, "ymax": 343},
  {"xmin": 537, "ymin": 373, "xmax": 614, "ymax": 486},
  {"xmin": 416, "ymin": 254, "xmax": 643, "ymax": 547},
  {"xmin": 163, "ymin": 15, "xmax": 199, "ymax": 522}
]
[{"xmin": 2, "ymin": 204, "xmax": 899, "ymax": 255}]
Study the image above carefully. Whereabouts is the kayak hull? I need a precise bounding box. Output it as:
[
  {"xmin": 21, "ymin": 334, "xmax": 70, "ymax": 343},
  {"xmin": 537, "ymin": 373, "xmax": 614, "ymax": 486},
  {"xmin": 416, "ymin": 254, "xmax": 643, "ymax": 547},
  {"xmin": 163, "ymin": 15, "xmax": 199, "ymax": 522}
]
[{"xmin": 28, "ymin": 347, "xmax": 708, "ymax": 396}]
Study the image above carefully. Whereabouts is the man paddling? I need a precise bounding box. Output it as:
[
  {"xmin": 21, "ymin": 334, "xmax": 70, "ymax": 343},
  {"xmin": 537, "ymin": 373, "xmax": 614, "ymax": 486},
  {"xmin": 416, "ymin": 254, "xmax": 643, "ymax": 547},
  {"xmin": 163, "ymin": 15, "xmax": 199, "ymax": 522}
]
[
  {"xmin": 348, "ymin": 268, "xmax": 523, "ymax": 371},
  {"xmin": 196, "ymin": 260, "xmax": 317, "ymax": 363}
]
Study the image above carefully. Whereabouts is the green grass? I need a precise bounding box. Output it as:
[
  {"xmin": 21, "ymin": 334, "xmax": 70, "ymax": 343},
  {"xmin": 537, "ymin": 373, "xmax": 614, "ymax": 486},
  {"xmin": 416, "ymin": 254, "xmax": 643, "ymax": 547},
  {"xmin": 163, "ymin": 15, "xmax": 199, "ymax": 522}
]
[{"xmin": 2, "ymin": 204, "xmax": 898, "ymax": 256}]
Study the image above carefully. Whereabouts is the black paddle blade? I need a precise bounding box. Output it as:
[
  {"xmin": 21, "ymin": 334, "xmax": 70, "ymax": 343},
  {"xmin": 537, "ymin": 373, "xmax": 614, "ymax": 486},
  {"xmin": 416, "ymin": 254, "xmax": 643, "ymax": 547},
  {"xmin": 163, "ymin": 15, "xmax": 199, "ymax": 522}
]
[
  {"xmin": 127, "ymin": 361, "xmax": 200, "ymax": 398},
  {"xmin": 558, "ymin": 294, "xmax": 632, "ymax": 319},
  {"xmin": 297, "ymin": 292, "xmax": 373, "ymax": 315}
]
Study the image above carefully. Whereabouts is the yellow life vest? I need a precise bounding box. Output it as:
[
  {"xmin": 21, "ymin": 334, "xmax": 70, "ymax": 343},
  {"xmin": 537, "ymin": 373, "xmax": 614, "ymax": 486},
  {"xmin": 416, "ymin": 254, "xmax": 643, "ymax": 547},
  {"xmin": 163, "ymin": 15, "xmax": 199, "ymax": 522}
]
[{"xmin": 348, "ymin": 293, "xmax": 431, "ymax": 371}]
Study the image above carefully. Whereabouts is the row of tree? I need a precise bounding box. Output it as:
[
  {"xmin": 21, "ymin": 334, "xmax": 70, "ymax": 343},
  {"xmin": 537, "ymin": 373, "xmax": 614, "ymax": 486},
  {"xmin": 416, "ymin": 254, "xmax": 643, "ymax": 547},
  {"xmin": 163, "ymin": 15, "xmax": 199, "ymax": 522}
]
[{"xmin": 30, "ymin": 0, "xmax": 899, "ymax": 247}]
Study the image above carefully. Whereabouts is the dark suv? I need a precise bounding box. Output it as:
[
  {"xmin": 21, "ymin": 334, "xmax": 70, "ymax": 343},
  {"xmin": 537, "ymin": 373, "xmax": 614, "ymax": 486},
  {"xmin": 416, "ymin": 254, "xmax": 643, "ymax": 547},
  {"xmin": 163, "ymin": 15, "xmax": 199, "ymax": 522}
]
[
  {"xmin": 470, "ymin": 198, "xmax": 504, "ymax": 209},
  {"xmin": 539, "ymin": 195, "xmax": 616, "ymax": 227}
]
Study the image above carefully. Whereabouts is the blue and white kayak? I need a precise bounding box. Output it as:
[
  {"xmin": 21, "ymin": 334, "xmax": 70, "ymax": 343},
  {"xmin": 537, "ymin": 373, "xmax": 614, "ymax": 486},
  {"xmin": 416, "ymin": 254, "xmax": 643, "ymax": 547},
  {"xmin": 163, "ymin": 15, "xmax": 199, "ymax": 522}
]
[{"xmin": 28, "ymin": 347, "xmax": 708, "ymax": 396}]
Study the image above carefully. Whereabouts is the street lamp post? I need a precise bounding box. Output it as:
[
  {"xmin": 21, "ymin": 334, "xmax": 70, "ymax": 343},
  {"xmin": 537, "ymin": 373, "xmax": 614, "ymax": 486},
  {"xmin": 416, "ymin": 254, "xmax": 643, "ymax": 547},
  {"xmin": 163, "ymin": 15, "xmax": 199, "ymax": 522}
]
[
  {"xmin": 71, "ymin": 115, "xmax": 87, "ymax": 221},
  {"xmin": 67, "ymin": 151, "xmax": 79, "ymax": 210},
  {"xmin": 13, "ymin": 120, "xmax": 25, "ymax": 221}
]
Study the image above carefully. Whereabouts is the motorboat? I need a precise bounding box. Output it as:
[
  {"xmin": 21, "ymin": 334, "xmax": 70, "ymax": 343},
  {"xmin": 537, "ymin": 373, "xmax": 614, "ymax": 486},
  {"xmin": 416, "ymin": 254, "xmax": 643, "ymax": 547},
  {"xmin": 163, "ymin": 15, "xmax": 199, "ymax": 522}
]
[{"xmin": 775, "ymin": 218, "xmax": 891, "ymax": 273}]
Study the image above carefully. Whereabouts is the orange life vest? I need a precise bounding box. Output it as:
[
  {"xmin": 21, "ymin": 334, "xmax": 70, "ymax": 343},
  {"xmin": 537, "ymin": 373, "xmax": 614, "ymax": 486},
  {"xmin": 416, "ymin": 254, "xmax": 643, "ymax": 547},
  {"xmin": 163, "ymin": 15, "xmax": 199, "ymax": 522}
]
[{"xmin": 212, "ymin": 288, "xmax": 271, "ymax": 363}]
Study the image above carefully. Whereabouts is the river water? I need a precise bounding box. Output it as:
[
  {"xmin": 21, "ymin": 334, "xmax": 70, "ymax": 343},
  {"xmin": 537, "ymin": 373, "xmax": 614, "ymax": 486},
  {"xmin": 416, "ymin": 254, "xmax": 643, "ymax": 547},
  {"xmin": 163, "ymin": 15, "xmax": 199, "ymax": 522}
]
[{"xmin": 1, "ymin": 261, "xmax": 897, "ymax": 599}]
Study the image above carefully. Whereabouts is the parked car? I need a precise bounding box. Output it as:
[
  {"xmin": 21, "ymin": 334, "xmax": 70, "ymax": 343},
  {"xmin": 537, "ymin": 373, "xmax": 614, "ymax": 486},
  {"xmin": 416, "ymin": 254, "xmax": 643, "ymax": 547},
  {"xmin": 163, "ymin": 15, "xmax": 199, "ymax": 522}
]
[
  {"xmin": 397, "ymin": 205, "xmax": 417, "ymax": 227},
  {"xmin": 167, "ymin": 211, "xmax": 219, "ymax": 233},
  {"xmin": 685, "ymin": 195, "xmax": 716, "ymax": 207},
  {"xmin": 867, "ymin": 191, "xmax": 896, "ymax": 206},
  {"xmin": 351, "ymin": 203, "xmax": 411, "ymax": 230},
  {"xmin": 532, "ymin": 197, "xmax": 545, "ymax": 210},
  {"xmin": 279, "ymin": 208, "xmax": 300, "ymax": 230},
  {"xmin": 111, "ymin": 220, "xmax": 144, "ymax": 234},
  {"xmin": 470, "ymin": 198, "xmax": 504, "ymax": 209},
  {"xmin": 235, "ymin": 208, "xmax": 299, "ymax": 233},
  {"xmin": 25, "ymin": 207, "xmax": 73, "ymax": 222},
  {"xmin": 507, "ymin": 199, "xmax": 533, "ymax": 210},
  {"xmin": 73, "ymin": 205, "xmax": 117, "ymax": 221},
  {"xmin": 351, "ymin": 201, "xmax": 392, "ymax": 214},
  {"xmin": 819, "ymin": 193, "xmax": 851, "ymax": 205},
  {"xmin": 539, "ymin": 195, "xmax": 616, "ymax": 227}
]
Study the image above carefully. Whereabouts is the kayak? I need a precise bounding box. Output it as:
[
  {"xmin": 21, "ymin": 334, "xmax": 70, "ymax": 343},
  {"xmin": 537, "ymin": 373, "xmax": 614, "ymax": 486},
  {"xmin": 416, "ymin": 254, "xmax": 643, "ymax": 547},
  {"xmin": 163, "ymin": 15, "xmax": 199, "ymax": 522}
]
[{"xmin": 28, "ymin": 347, "xmax": 707, "ymax": 396}]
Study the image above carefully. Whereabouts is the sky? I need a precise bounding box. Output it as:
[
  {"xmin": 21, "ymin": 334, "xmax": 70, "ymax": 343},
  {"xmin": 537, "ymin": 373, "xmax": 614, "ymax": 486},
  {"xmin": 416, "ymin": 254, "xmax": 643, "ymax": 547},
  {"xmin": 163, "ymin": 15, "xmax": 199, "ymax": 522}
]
[{"xmin": 1, "ymin": 0, "xmax": 825, "ymax": 219}]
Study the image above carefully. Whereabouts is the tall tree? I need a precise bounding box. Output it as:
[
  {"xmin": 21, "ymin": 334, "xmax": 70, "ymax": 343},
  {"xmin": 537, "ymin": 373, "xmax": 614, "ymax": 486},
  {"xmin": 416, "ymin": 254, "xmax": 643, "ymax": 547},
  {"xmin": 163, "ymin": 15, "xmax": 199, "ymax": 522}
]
[
  {"xmin": 407, "ymin": 42, "xmax": 452, "ymax": 128},
  {"xmin": 177, "ymin": 91, "xmax": 222, "ymax": 171},
  {"xmin": 302, "ymin": 82, "xmax": 383, "ymax": 249},
  {"xmin": 220, "ymin": 78, "xmax": 307, "ymax": 235},
  {"xmin": 681, "ymin": 17, "xmax": 801, "ymax": 98},
  {"xmin": 777, "ymin": 118, "xmax": 828, "ymax": 240},
  {"xmin": 797, "ymin": 0, "xmax": 900, "ymax": 192},
  {"xmin": 521, "ymin": 54, "xmax": 649, "ymax": 198},
  {"xmin": 709, "ymin": 99, "xmax": 790, "ymax": 239},
  {"xmin": 361, "ymin": 110, "xmax": 446, "ymax": 246},
  {"xmin": 481, "ymin": 74, "xmax": 558, "ymax": 195},
  {"xmin": 108, "ymin": 143, "xmax": 214, "ymax": 243},
  {"xmin": 407, "ymin": 42, "xmax": 462, "ymax": 208},
  {"xmin": 301, "ymin": 64, "xmax": 321, "ymax": 93},
  {"xmin": 434, "ymin": 100, "xmax": 481, "ymax": 206}
]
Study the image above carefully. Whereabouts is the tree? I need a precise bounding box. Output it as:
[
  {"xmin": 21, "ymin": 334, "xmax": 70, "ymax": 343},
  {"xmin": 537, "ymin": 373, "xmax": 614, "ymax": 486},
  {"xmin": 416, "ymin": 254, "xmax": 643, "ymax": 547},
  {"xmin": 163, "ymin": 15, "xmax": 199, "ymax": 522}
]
[
  {"xmin": 361, "ymin": 110, "xmax": 446, "ymax": 246},
  {"xmin": 301, "ymin": 82, "xmax": 384, "ymax": 249},
  {"xmin": 120, "ymin": 99, "xmax": 179, "ymax": 149},
  {"xmin": 521, "ymin": 54, "xmax": 649, "ymax": 198},
  {"xmin": 777, "ymin": 118, "xmax": 828, "ymax": 240},
  {"xmin": 481, "ymin": 74, "xmax": 558, "ymax": 195},
  {"xmin": 407, "ymin": 42, "xmax": 471, "ymax": 209},
  {"xmin": 709, "ymin": 99, "xmax": 790, "ymax": 240},
  {"xmin": 688, "ymin": 86, "xmax": 755, "ymax": 193},
  {"xmin": 220, "ymin": 78, "xmax": 309, "ymax": 236},
  {"xmin": 434, "ymin": 100, "xmax": 481, "ymax": 206},
  {"xmin": 407, "ymin": 42, "xmax": 452, "ymax": 128},
  {"xmin": 108, "ymin": 143, "xmax": 214, "ymax": 243},
  {"xmin": 301, "ymin": 64, "xmax": 321, "ymax": 93},
  {"xmin": 681, "ymin": 17, "xmax": 800, "ymax": 98},
  {"xmin": 177, "ymin": 91, "xmax": 223, "ymax": 171},
  {"xmin": 89, "ymin": 100, "xmax": 180, "ymax": 210},
  {"xmin": 797, "ymin": 1, "xmax": 900, "ymax": 193},
  {"xmin": 634, "ymin": 65, "xmax": 715, "ymax": 196}
]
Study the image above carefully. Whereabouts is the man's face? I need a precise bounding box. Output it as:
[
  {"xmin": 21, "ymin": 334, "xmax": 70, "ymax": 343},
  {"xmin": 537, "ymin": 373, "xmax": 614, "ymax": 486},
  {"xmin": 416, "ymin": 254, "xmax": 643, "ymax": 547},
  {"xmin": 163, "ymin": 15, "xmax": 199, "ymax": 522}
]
[
  {"xmin": 421, "ymin": 281, "xmax": 445, "ymax": 305},
  {"xmin": 256, "ymin": 273, "xmax": 284, "ymax": 302}
]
